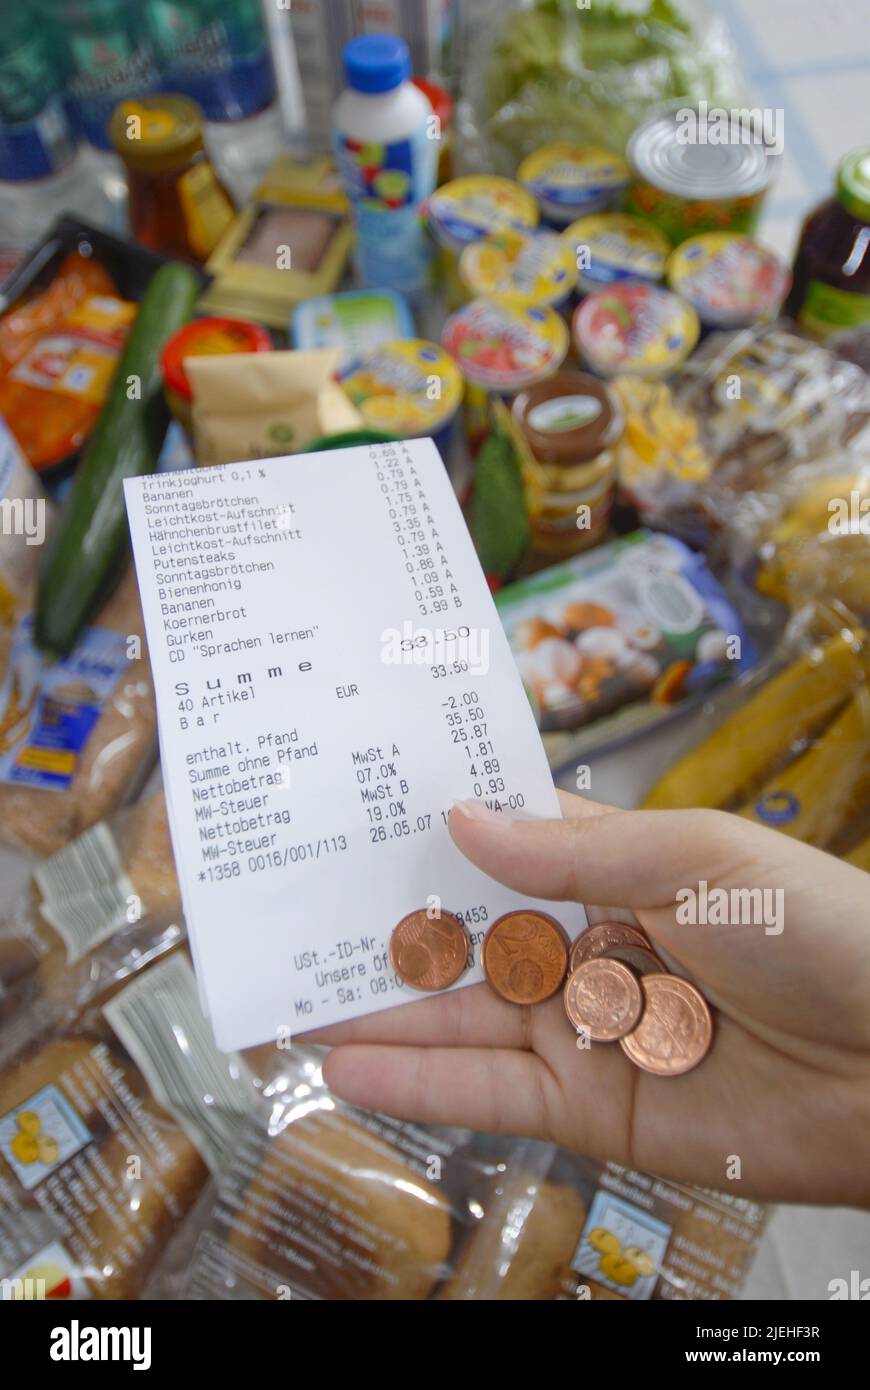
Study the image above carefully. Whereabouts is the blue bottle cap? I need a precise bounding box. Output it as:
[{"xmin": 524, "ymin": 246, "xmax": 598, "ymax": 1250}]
[{"xmin": 343, "ymin": 34, "xmax": 412, "ymax": 94}]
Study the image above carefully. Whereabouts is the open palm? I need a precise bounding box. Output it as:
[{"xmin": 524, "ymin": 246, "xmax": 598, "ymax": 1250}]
[{"xmin": 315, "ymin": 794, "xmax": 870, "ymax": 1207}]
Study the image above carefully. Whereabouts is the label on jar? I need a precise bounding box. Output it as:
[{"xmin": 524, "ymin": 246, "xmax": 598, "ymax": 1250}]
[
  {"xmin": 527, "ymin": 395, "xmax": 603, "ymax": 435},
  {"xmin": 798, "ymin": 279, "xmax": 870, "ymax": 338}
]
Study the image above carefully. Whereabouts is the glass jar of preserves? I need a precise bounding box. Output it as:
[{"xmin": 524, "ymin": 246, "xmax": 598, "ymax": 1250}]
[
  {"xmin": 109, "ymin": 94, "xmax": 235, "ymax": 263},
  {"xmin": 786, "ymin": 148, "xmax": 870, "ymax": 339}
]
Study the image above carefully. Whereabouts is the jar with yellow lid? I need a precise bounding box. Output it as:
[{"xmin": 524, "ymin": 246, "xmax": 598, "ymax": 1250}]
[{"xmin": 109, "ymin": 94, "xmax": 236, "ymax": 263}]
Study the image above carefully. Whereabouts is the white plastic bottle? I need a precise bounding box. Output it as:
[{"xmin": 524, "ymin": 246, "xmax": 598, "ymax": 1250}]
[{"xmin": 333, "ymin": 34, "xmax": 437, "ymax": 301}]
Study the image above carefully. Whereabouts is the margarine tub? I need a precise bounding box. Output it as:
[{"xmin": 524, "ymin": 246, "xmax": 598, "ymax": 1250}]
[
  {"xmin": 518, "ymin": 144, "xmax": 630, "ymax": 226},
  {"xmin": 459, "ymin": 230, "xmax": 577, "ymax": 309},
  {"xmin": 441, "ymin": 295, "xmax": 569, "ymax": 449},
  {"xmin": 425, "ymin": 176, "xmax": 539, "ymax": 307},
  {"xmin": 562, "ymin": 213, "xmax": 671, "ymax": 296},
  {"xmin": 339, "ymin": 338, "xmax": 463, "ymax": 468}
]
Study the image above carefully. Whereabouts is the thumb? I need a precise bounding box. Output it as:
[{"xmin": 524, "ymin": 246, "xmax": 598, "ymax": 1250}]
[{"xmin": 448, "ymin": 797, "xmax": 771, "ymax": 912}]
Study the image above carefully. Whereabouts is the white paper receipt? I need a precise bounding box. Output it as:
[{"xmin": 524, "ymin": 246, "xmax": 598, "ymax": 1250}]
[{"xmin": 124, "ymin": 439, "xmax": 586, "ymax": 1050}]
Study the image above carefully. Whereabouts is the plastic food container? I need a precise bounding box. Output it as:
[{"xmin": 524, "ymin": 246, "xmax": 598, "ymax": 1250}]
[
  {"xmin": 442, "ymin": 295, "xmax": 569, "ymax": 393},
  {"xmin": 572, "ymin": 282, "xmax": 699, "ymax": 380},
  {"xmin": 510, "ymin": 371, "xmax": 624, "ymax": 559},
  {"xmin": 161, "ymin": 316, "xmax": 273, "ymax": 427},
  {"xmin": 625, "ymin": 108, "xmax": 775, "ymax": 245},
  {"xmin": 291, "ymin": 288, "xmax": 414, "ymax": 370},
  {"xmin": 425, "ymin": 176, "xmax": 539, "ymax": 307},
  {"xmin": 518, "ymin": 144, "xmax": 630, "ymax": 226},
  {"xmin": 459, "ymin": 230, "xmax": 577, "ymax": 309},
  {"xmin": 562, "ymin": 213, "xmax": 671, "ymax": 296},
  {"xmin": 443, "ymin": 295, "xmax": 570, "ymax": 451},
  {"xmin": 666, "ymin": 233, "xmax": 791, "ymax": 329},
  {"xmin": 339, "ymin": 338, "xmax": 463, "ymax": 466}
]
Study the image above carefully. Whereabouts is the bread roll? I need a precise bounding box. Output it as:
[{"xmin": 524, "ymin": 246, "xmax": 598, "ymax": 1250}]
[
  {"xmin": 229, "ymin": 1105, "xmax": 452, "ymax": 1299},
  {"xmin": 438, "ymin": 1174, "xmax": 587, "ymax": 1300},
  {"xmin": 0, "ymin": 1035, "xmax": 207, "ymax": 1299}
]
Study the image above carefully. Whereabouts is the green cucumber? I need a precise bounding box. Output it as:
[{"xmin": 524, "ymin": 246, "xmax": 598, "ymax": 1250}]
[{"xmin": 36, "ymin": 260, "xmax": 200, "ymax": 657}]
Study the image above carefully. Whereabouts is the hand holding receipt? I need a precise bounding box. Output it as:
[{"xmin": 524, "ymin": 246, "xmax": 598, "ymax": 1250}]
[{"xmin": 124, "ymin": 439, "xmax": 585, "ymax": 1051}]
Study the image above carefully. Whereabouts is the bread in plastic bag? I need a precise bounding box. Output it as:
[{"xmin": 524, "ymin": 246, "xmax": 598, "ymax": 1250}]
[
  {"xmin": 0, "ymin": 566, "xmax": 158, "ymax": 856},
  {"xmin": 439, "ymin": 1148, "xmax": 765, "ymax": 1300},
  {"xmin": 614, "ymin": 325, "xmax": 870, "ymax": 545},
  {"xmin": 0, "ymin": 950, "xmax": 278, "ymax": 1299},
  {"xmin": 0, "ymin": 790, "xmax": 178, "ymax": 1044}
]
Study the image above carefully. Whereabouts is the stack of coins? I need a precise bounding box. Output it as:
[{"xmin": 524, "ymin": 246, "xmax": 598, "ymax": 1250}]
[
  {"xmin": 564, "ymin": 921, "xmax": 713, "ymax": 1076},
  {"xmin": 388, "ymin": 909, "xmax": 713, "ymax": 1076}
]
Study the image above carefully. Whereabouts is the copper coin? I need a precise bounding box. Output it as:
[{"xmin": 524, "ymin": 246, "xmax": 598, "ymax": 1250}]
[
  {"xmin": 390, "ymin": 910, "xmax": 470, "ymax": 991},
  {"xmin": 619, "ymin": 974, "xmax": 713, "ymax": 1076},
  {"xmin": 564, "ymin": 958, "xmax": 644, "ymax": 1041},
  {"xmin": 482, "ymin": 910, "xmax": 569, "ymax": 1004},
  {"xmin": 602, "ymin": 944, "xmax": 664, "ymax": 977},
  {"xmin": 569, "ymin": 920, "xmax": 653, "ymax": 973}
]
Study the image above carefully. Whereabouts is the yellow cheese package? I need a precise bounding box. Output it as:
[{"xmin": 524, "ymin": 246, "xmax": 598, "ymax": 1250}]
[
  {"xmin": 643, "ymin": 604, "xmax": 870, "ymax": 859},
  {"xmin": 198, "ymin": 156, "xmax": 353, "ymax": 329}
]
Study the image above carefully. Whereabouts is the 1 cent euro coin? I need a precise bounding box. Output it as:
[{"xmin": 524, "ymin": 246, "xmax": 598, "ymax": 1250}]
[
  {"xmin": 619, "ymin": 974, "xmax": 713, "ymax": 1076},
  {"xmin": 564, "ymin": 958, "xmax": 644, "ymax": 1042},
  {"xmin": 390, "ymin": 910, "xmax": 470, "ymax": 991},
  {"xmin": 569, "ymin": 921, "xmax": 654, "ymax": 974}
]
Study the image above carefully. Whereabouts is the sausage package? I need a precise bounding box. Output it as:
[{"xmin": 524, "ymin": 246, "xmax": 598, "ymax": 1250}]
[{"xmin": 0, "ymin": 567, "xmax": 158, "ymax": 856}]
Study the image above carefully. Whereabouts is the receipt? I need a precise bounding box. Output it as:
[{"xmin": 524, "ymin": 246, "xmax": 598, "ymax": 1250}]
[{"xmin": 124, "ymin": 439, "xmax": 586, "ymax": 1050}]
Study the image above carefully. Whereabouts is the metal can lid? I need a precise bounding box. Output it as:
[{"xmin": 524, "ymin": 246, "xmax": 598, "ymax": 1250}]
[{"xmin": 628, "ymin": 109, "xmax": 773, "ymax": 200}]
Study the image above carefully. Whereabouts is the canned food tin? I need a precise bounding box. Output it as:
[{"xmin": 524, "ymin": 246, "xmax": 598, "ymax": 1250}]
[{"xmin": 626, "ymin": 108, "xmax": 775, "ymax": 245}]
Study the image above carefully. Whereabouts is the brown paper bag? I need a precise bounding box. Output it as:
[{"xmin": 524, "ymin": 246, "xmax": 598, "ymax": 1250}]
[{"xmin": 188, "ymin": 348, "xmax": 361, "ymax": 466}]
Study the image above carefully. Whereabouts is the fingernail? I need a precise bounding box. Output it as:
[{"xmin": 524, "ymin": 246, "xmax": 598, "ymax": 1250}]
[{"xmin": 451, "ymin": 799, "xmax": 513, "ymax": 825}]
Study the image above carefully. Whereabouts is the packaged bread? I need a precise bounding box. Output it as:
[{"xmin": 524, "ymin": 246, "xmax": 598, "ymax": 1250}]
[
  {"xmin": 564, "ymin": 1158, "xmax": 766, "ymax": 1301},
  {"xmin": 147, "ymin": 1044, "xmax": 502, "ymax": 1301},
  {"xmin": 0, "ymin": 790, "xmax": 179, "ymax": 1041},
  {"xmin": 0, "ymin": 566, "xmax": 157, "ymax": 855},
  {"xmin": 0, "ymin": 953, "xmax": 258, "ymax": 1300},
  {"xmin": 226, "ymin": 1106, "xmax": 453, "ymax": 1300},
  {"xmin": 438, "ymin": 1170, "xmax": 587, "ymax": 1300}
]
